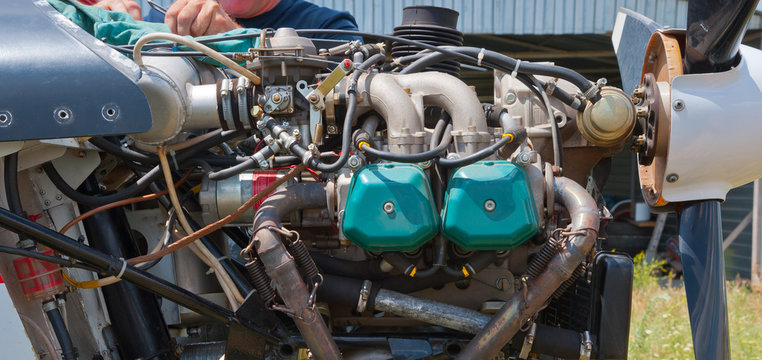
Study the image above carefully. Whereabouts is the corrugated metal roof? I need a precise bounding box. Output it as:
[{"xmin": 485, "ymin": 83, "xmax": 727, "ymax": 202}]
[{"xmin": 308, "ymin": 0, "xmax": 762, "ymax": 35}]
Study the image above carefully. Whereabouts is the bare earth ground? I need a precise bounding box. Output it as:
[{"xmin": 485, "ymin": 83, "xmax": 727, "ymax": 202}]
[{"xmin": 629, "ymin": 254, "xmax": 762, "ymax": 359}]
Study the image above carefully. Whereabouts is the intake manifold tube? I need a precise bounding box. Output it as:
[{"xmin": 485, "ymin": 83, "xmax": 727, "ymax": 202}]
[
  {"xmin": 456, "ymin": 177, "xmax": 600, "ymax": 359},
  {"xmin": 251, "ymin": 183, "xmax": 341, "ymax": 360},
  {"xmin": 354, "ymin": 71, "xmax": 490, "ymax": 154}
]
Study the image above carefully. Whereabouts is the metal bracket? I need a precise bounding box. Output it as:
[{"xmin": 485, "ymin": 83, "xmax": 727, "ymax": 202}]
[
  {"xmin": 296, "ymin": 60, "xmax": 353, "ymax": 145},
  {"xmin": 518, "ymin": 322, "xmax": 536, "ymax": 359}
]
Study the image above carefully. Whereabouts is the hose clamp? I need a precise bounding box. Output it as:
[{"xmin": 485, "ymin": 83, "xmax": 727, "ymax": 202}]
[
  {"xmin": 477, "ymin": 48, "xmax": 485, "ymax": 66},
  {"xmin": 356, "ymin": 280, "xmax": 372, "ymax": 313},
  {"xmin": 580, "ymin": 330, "xmax": 592, "ymax": 360},
  {"xmin": 518, "ymin": 322, "xmax": 536, "ymax": 359}
]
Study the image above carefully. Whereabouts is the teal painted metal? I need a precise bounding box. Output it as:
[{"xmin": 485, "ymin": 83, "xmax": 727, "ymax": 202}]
[
  {"xmin": 342, "ymin": 163, "xmax": 439, "ymax": 251},
  {"xmin": 441, "ymin": 161, "xmax": 539, "ymax": 250}
]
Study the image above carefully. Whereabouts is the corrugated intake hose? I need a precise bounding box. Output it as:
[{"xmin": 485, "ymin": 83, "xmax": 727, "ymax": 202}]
[
  {"xmin": 456, "ymin": 177, "xmax": 600, "ymax": 359},
  {"xmin": 251, "ymin": 183, "xmax": 341, "ymax": 360}
]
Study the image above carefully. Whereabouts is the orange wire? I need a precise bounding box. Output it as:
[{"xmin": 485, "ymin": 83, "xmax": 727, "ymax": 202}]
[
  {"xmin": 59, "ymin": 170, "xmax": 193, "ymax": 235},
  {"xmin": 126, "ymin": 164, "xmax": 305, "ymax": 266}
]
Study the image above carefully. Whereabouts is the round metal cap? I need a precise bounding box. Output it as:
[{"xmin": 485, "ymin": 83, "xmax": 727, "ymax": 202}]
[{"xmin": 576, "ymin": 86, "xmax": 636, "ymax": 147}]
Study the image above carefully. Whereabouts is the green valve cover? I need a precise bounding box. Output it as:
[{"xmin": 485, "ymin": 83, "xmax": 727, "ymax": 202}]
[
  {"xmin": 442, "ymin": 161, "xmax": 539, "ymax": 250},
  {"xmin": 342, "ymin": 163, "xmax": 439, "ymax": 251}
]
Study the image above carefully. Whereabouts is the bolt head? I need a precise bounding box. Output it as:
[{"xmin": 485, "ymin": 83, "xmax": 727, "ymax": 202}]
[
  {"xmin": 484, "ymin": 199, "xmax": 496, "ymax": 212},
  {"xmin": 292, "ymin": 129, "xmax": 301, "ymax": 138},
  {"xmin": 382, "ymin": 201, "xmax": 395, "ymax": 214},
  {"xmin": 271, "ymin": 93, "xmax": 282, "ymax": 103},
  {"xmin": 504, "ymin": 92, "xmax": 517, "ymax": 105},
  {"xmin": 327, "ymin": 125, "xmax": 338, "ymax": 134},
  {"xmin": 308, "ymin": 94, "xmax": 319, "ymax": 103},
  {"xmin": 666, "ymin": 173, "xmax": 679, "ymax": 183},
  {"xmin": 347, "ymin": 155, "xmax": 362, "ymax": 169},
  {"xmin": 259, "ymin": 160, "xmax": 270, "ymax": 169}
]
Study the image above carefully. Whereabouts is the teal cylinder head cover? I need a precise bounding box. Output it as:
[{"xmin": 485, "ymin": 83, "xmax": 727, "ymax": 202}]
[
  {"xmin": 342, "ymin": 163, "xmax": 439, "ymax": 251},
  {"xmin": 441, "ymin": 161, "xmax": 539, "ymax": 250}
]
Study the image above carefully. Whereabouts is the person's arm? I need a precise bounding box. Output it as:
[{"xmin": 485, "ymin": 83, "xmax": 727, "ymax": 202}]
[
  {"xmin": 93, "ymin": 0, "xmax": 143, "ymax": 21},
  {"xmin": 164, "ymin": 0, "xmax": 241, "ymax": 37}
]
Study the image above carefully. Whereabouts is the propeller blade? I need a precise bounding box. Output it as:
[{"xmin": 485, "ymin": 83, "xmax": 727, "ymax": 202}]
[
  {"xmin": 678, "ymin": 201, "xmax": 730, "ymax": 360},
  {"xmin": 684, "ymin": 0, "xmax": 759, "ymax": 74},
  {"xmin": 611, "ymin": 9, "xmax": 663, "ymax": 95}
]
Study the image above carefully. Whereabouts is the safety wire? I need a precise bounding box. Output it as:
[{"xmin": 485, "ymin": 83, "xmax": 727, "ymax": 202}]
[{"xmin": 157, "ymin": 146, "xmax": 243, "ymax": 310}]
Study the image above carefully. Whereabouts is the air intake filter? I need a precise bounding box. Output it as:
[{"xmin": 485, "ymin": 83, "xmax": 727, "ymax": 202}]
[{"xmin": 392, "ymin": 6, "xmax": 463, "ymax": 76}]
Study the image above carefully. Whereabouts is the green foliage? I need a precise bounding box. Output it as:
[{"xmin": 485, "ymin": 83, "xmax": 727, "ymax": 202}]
[{"xmin": 629, "ymin": 255, "xmax": 762, "ymax": 359}]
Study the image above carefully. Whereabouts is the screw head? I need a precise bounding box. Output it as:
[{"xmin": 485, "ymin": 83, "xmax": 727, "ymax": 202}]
[
  {"xmin": 672, "ymin": 99, "xmax": 685, "ymax": 111},
  {"xmin": 484, "ymin": 199, "xmax": 496, "ymax": 212},
  {"xmin": 383, "ymin": 201, "xmax": 395, "ymax": 214},
  {"xmin": 504, "ymin": 92, "xmax": 517, "ymax": 105},
  {"xmin": 342, "ymin": 59, "xmax": 352, "ymax": 69},
  {"xmin": 259, "ymin": 160, "xmax": 270, "ymax": 169},
  {"xmin": 308, "ymin": 94, "xmax": 319, "ymax": 103},
  {"xmin": 666, "ymin": 173, "xmax": 679, "ymax": 183},
  {"xmin": 271, "ymin": 93, "xmax": 282, "ymax": 104},
  {"xmin": 327, "ymin": 125, "xmax": 338, "ymax": 134},
  {"xmin": 292, "ymin": 129, "xmax": 301, "ymax": 138}
]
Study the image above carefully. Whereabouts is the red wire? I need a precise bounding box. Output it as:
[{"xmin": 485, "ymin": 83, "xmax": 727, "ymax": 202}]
[{"xmin": 254, "ymin": 140, "xmax": 264, "ymax": 153}]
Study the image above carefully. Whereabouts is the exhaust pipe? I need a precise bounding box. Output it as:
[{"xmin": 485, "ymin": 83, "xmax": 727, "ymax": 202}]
[
  {"xmin": 456, "ymin": 177, "xmax": 600, "ymax": 359},
  {"xmin": 252, "ymin": 183, "xmax": 341, "ymax": 359}
]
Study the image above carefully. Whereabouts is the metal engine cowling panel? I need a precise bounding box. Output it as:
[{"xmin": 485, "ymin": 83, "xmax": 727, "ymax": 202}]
[{"xmin": 441, "ymin": 161, "xmax": 539, "ymax": 250}]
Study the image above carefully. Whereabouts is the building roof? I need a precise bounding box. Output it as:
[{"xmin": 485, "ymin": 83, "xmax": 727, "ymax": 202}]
[{"xmin": 308, "ymin": 0, "xmax": 762, "ymax": 35}]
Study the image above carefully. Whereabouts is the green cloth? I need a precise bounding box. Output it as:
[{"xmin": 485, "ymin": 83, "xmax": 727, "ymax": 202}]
[{"xmin": 47, "ymin": 0, "xmax": 260, "ymax": 56}]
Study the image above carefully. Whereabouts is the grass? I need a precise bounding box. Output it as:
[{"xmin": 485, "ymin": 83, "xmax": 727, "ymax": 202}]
[{"xmin": 629, "ymin": 253, "xmax": 762, "ymax": 359}]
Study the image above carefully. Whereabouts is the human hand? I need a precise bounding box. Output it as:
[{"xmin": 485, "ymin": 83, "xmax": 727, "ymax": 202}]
[
  {"xmin": 94, "ymin": 0, "xmax": 143, "ymax": 21},
  {"xmin": 165, "ymin": 0, "xmax": 242, "ymax": 37}
]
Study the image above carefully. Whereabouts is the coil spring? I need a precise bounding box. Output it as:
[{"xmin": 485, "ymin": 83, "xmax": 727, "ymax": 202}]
[
  {"xmin": 287, "ymin": 239, "xmax": 320, "ymax": 282},
  {"xmin": 552, "ymin": 263, "xmax": 587, "ymax": 299},
  {"xmin": 525, "ymin": 236, "xmax": 561, "ymax": 279},
  {"xmin": 245, "ymin": 257, "xmax": 276, "ymax": 304}
]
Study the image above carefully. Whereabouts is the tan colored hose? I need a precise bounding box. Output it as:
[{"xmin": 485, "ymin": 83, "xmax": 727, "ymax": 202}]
[{"xmin": 132, "ymin": 33, "xmax": 260, "ymax": 84}]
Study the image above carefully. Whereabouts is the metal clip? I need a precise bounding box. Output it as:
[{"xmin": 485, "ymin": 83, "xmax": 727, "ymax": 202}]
[
  {"xmin": 580, "ymin": 331, "xmax": 592, "ymax": 360},
  {"xmin": 518, "ymin": 322, "xmax": 537, "ymax": 360},
  {"xmin": 356, "ymin": 280, "xmax": 372, "ymax": 313}
]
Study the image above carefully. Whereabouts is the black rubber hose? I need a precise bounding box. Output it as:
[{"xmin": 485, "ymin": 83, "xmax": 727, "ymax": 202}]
[
  {"xmin": 531, "ymin": 75, "xmax": 564, "ymax": 169},
  {"xmin": 435, "ymin": 128, "xmax": 527, "ymax": 168},
  {"xmin": 401, "ymin": 46, "xmax": 599, "ymax": 102},
  {"xmin": 44, "ymin": 131, "xmax": 243, "ymax": 206},
  {"xmin": 88, "ymin": 137, "xmax": 158, "ymax": 165},
  {"xmin": 4, "ymin": 153, "xmax": 24, "ymax": 216},
  {"xmin": 310, "ymin": 252, "xmax": 388, "ymax": 280},
  {"xmin": 44, "ymin": 162, "xmax": 162, "ymax": 207},
  {"xmin": 44, "ymin": 304, "xmax": 78, "ymax": 360},
  {"xmin": 4, "ymin": 153, "xmax": 29, "ymax": 243},
  {"xmin": 304, "ymin": 53, "xmax": 386, "ymax": 172},
  {"xmin": 358, "ymin": 123, "xmax": 453, "ymax": 163}
]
